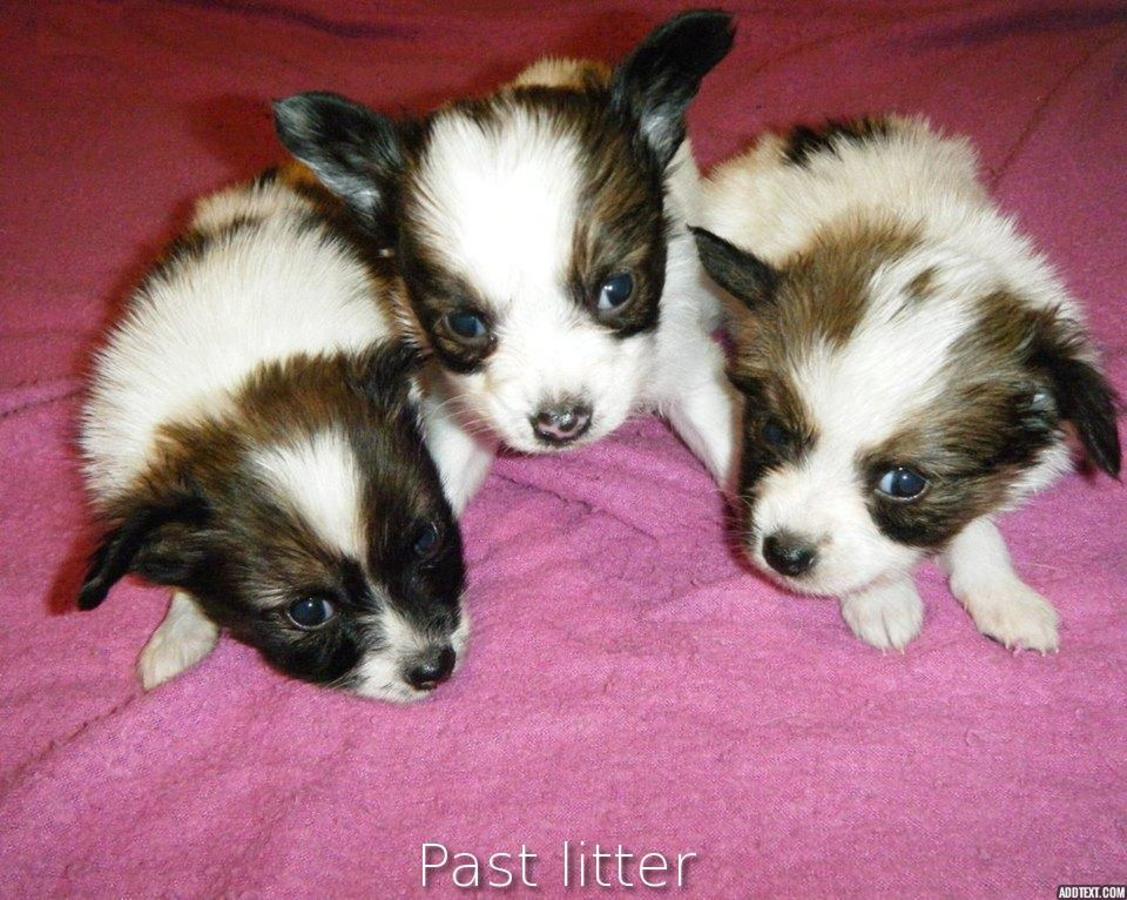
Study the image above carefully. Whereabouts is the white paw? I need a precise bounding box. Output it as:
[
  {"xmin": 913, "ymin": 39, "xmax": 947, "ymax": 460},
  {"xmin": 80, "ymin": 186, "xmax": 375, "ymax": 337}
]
[
  {"xmin": 137, "ymin": 593, "xmax": 219, "ymax": 690},
  {"xmin": 841, "ymin": 583, "xmax": 924, "ymax": 651},
  {"xmin": 966, "ymin": 581, "xmax": 1059, "ymax": 652}
]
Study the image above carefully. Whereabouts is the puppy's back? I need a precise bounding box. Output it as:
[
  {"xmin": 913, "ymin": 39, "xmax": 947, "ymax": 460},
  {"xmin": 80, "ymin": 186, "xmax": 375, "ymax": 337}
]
[
  {"xmin": 83, "ymin": 170, "xmax": 395, "ymax": 500},
  {"xmin": 703, "ymin": 116, "xmax": 989, "ymax": 260}
]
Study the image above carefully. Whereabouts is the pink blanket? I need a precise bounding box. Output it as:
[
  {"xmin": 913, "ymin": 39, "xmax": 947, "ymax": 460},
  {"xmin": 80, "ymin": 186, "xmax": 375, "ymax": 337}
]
[{"xmin": 2, "ymin": 2, "xmax": 1124, "ymax": 895}]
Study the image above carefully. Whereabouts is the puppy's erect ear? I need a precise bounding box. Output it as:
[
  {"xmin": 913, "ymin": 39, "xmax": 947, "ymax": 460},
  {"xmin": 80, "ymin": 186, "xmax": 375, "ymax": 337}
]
[
  {"xmin": 1026, "ymin": 309, "xmax": 1121, "ymax": 477},
  {"xmin": 611, "ymin": 10, "xmax": 735, "ymax": 168},
  {"xmin": 273, "ymin": 92, "xmax": 404, "ymax": 232},
  {"xmin": 691, "ymin": 227, "xmax": 779, "ymax": 311},
  {"xmin": 78, "ymin": 493, "xmax": 211, "ymax": 611}
]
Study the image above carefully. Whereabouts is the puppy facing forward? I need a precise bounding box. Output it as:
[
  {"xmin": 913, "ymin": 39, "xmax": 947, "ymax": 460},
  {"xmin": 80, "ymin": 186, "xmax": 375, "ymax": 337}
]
[
  {"xmin": 273, "ymin": 10, "xmax": 740, "ymax": 511},
  {"xmin": 80, "ymin": 170, "xmax": 468, "ymax": 701},
  {"xmin": 695, "ymin": 116, "xmax": 1120, "ymax": 651}
]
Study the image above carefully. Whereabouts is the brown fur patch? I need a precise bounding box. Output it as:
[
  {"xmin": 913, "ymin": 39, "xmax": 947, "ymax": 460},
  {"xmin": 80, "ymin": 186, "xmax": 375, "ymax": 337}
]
[
  {"xmin": 399, "ymin": 86, "xmax": 668, "ymax": 359},
  {"xmin": 906, "ymin": 266, "xmax": 937, "ymax": 301},
  {"xmin": 778, "ymin": 221, "xmax": 921, "ymax": 349},
  {"xmin": 509, "ymin": 59, "xmax": 613, "ymax": 92},
  {"xmin": 94, "ymin": 347, "xmax": 464, "ymax": 688},
  {"xmin": 725, "ymin": 226, "xmax": 1075, "ymax": 548},
  {"xmin": 729, "ymin": 220, "xmax": 921, "ymax": 385},
  {"xmin": 858, "ymin": 290, "xmax": 1076, "ymax": 547}
]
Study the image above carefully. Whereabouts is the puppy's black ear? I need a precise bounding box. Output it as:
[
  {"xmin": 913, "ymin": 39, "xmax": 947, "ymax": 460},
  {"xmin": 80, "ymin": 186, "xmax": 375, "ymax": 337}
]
[
  {"xmin": 77, "ymin": 493, "xmax": 211, "ymax": 611},
  {"xmin": 611, "ymin": 10, "xmax": 735, "ymax": 168},
  {"xmin": 350, "ymin": 341, "xmax": 423, "ymax": 404},
  {"xmin": 273, "ymin": 92, "xmax": 404, "ymax": 232},
  {"xmin": 1027, "ymin": 309, "xmax": 1121, "ymax": 477},
  {"xmin": 691, "ymin": 227, "xmax": 779, "ymax": 311}
]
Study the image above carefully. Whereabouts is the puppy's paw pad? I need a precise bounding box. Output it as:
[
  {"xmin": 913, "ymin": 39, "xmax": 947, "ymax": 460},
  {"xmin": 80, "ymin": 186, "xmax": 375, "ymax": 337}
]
[
  {"xmin": 137, "ymin": 624, "xmax": 217, "ymax": 691},
  {"xmin": 842, "ymin": 590, "xmax": 923, "ymax": 651},
  {"xmin": 969, "ymin": 583, "xmax": 1059, "ymax": 652}
]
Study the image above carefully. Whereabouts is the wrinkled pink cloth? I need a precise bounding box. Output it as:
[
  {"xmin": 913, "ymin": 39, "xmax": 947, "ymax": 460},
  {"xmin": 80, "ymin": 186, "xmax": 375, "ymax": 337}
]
[{"xmin": 1, "ymin": 2, "xmax": 1124, "ymax": 896}]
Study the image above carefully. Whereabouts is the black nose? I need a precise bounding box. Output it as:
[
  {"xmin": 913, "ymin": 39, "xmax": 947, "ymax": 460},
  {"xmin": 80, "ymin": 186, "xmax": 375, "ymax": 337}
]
[
  {"xmin": 763, "ymin": 532, "xmax": 818, "ymax": 577},
  {"xmin": 405, "ymin": 647, "xmax": 456, "ymax": 691},
  {"xmin": 531, "ymin": 402, "xmax": 592, "ymax": 445}
]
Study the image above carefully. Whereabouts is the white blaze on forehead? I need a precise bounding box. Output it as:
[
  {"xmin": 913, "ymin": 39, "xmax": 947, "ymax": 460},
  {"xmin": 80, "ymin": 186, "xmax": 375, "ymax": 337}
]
[
  {"xmin": 413, "ymin": 107, "xmax": 583, "ymax": 306},
  {"xmin": 794, "ymin": 254, "xmax": 982, "ymax": 451},
  {"xmin": 254, "ymin": 429, "xmax": 367, "ymax": 560}
]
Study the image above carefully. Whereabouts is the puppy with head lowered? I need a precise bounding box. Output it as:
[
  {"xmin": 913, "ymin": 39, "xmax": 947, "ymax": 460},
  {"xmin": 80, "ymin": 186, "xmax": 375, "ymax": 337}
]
[
  {"xmin": 80, "ymin": 169, "xmax": 468, "ymax": 701},
  {"xmin": 695, "ymin": 116, "xmax": 1120, "ymax": 651},
  {"xmin": 273, "ymin": 10, "xmax": 740, "ymax": 512}
]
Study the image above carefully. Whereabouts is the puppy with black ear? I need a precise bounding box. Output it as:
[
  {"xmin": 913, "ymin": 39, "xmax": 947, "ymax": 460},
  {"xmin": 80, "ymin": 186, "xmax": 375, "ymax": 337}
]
[
  {"xmin": 81, "ymin": 169, "xmax": 468, "ymax": 700},
  {"xmin": 274, "ymin": 10, "xmax": 740, "ymax": 512},
  {"xmin": 695, "ymin": 116, "xmax": 1120, "ymax": 652}
]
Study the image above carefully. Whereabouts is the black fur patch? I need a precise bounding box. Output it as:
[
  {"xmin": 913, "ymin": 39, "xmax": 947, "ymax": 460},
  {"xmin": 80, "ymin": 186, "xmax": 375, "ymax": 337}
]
[
  {"xmin": 692, "ymin": 227, "xmax": 780, "ymax": 311},
  {"xmin": 147, "ymin": 216, "xmax": 260, "ymax": 287},
  {"xmin": 610, "ymin": 10, "xmax": 735, "ymax": 168},
  {"xmin": 730, "ymin": 369, "xmax": 817, "ymax": 537},
  {"xmin": 1025, "ymin": 309, "xmax": 1121, "ymax": 477},
  {"xmin": 273, "ymin": 91, "xmax": 406, "ymax": 238},
  {"xmin": 783, "ymin": 117, "xmax": 894, "ymax": 167}
]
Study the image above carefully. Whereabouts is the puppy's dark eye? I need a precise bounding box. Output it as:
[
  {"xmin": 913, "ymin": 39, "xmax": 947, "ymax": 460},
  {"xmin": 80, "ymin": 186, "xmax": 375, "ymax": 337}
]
[
  {"xmin": 762, "ymin": 419, "xmax": 791, "ymax": 447},
  {"xmin": 445, "ymin": 310, "xmax": 488, "ymax": 341},
  {"xmin": 876, "ymin": 466, "xmax": 929, "ymax": 500},
  {"xmin": 596, "ymin": 272, "xmax": 634, "ymax": 312},
  {"xmin": 413, "ymin": 521, "xmax": 441, "ymax": 558},
  {"xmin": 287, "ymin": 596, "xmax": 335, "ymax": 630}
]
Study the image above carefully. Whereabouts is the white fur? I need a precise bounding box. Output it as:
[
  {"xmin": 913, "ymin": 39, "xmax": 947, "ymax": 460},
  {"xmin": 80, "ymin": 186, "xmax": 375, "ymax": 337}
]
[
  {"xmin": 417, "ymin": 109, "xmax": 582, "ymax": 306},
  {"xmin": 354, "ymin": 605, "xmax": 471, "ymax": 703},
  {"xmin": 83, "ymin": 177, "xmax": 392, "ymax": 501},
  {"xmin": 704, "ymin": 117, "xmax": 1089, "ymax": 648},
  {"xmin": 418, "ymin": 387, "xmax": 497, "ymax": 516},
  {"xmin": 254, "ymin": 429, "xmax": 367, "ymax": 561},
  {"xmin": 86, "ymin": 176, "xmax": 463, "ymax": 698},
  {"xmin": 840, "ymin": 577, "xmax": 924, "ymax": 652},
  {"xmin": 409, "ymin": 61, "xmax": 737, "ymax": 499},
  {"xmin": 137, "ymin": 590, "xmax": 220, "ymax": 689},
  {"xmin": 943, "ymin": 518, "xmax": 1059, "ymax": 651},
  {"xmin": 702, "ymin": 116, "xmax": 1085, "ymax": 324}
]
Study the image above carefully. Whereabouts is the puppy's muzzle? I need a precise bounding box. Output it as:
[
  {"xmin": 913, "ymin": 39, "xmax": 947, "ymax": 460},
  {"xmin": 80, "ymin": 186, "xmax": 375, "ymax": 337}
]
[
  {"xmin": 404, "ymin": 646, "xmax": 456, "ymax": 692},
  {"xmin": 531, "ymin": 402, "xmax": 592, "ymax": 446},
  {"xmin": 763, "ymin": 531, "xmax": 818, "ymax": 577}
]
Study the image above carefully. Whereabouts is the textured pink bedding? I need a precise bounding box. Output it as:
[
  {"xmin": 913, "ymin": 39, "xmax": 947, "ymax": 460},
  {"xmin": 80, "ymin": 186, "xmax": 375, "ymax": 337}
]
[{"xmin": 1, "ymin": 2, "xmax": 1124, "ymax": 896}]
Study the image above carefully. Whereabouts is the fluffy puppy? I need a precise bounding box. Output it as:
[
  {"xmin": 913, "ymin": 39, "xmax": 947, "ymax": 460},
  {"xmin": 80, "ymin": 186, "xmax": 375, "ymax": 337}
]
[
  {"xmin": 695, "ymin": 116, "xmax": 1120, "ymax": 651},
  {"xmin": 80, "ymin": 169, "xmax": 468, "ymax": 701},
  {"xmin": 273, "ymin": 10, "xmax": 740, "ymax": 512}
]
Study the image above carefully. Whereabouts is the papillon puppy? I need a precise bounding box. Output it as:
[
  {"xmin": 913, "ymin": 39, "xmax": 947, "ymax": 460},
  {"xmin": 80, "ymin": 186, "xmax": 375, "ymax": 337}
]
[
  {"xmin": 80, "ymin": 168, "xmax": 468, "ymax": 701},
  {"xmin": 695, "ymin": 116, "xmax": 1120, "ymax": 651},
  {"xmin": 273, "ymin": 10, "xmax": 740, "ymax": 512}
]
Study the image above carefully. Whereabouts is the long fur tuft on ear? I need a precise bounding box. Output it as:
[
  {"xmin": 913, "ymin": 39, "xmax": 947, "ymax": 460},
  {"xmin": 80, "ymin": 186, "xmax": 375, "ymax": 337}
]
[
  {"xmin": 273, "ymin": 92, "xmax": 404, "ymax": 234},
  {"xmin": 611, "ymin": 10, "xmax": 735, "ymax": 168},
  {"xmin": 690, "ymin": 226, "xmax": 779, "ymax": 311},
  {"xmin": 1026, "ymin": 310, "xmax": 1121, "ymax": 477},
  {"xmin": 77, "ymin": 494, "xmax": 211, "ymax": 611}
]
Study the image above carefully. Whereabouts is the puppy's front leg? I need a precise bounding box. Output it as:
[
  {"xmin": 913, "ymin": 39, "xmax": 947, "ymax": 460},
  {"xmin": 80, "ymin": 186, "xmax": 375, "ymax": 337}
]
[
  {"xmin": 943, "ymin": 517, "xmax": 1059, "ymax": 652},
  {"xmin": 421, "ymin": 396, "xmax": 496, "ymax": 517},
  {"xmin": 840, "ymin": 577, "xmax": 924, "ymax": 651},
  {"xmin": 663, "ymin": 341, "xmax": 740, "ymax": 492},
  {"xmin": 138, "ymin": 590, "xmax": 219, "ymax": 690}
]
